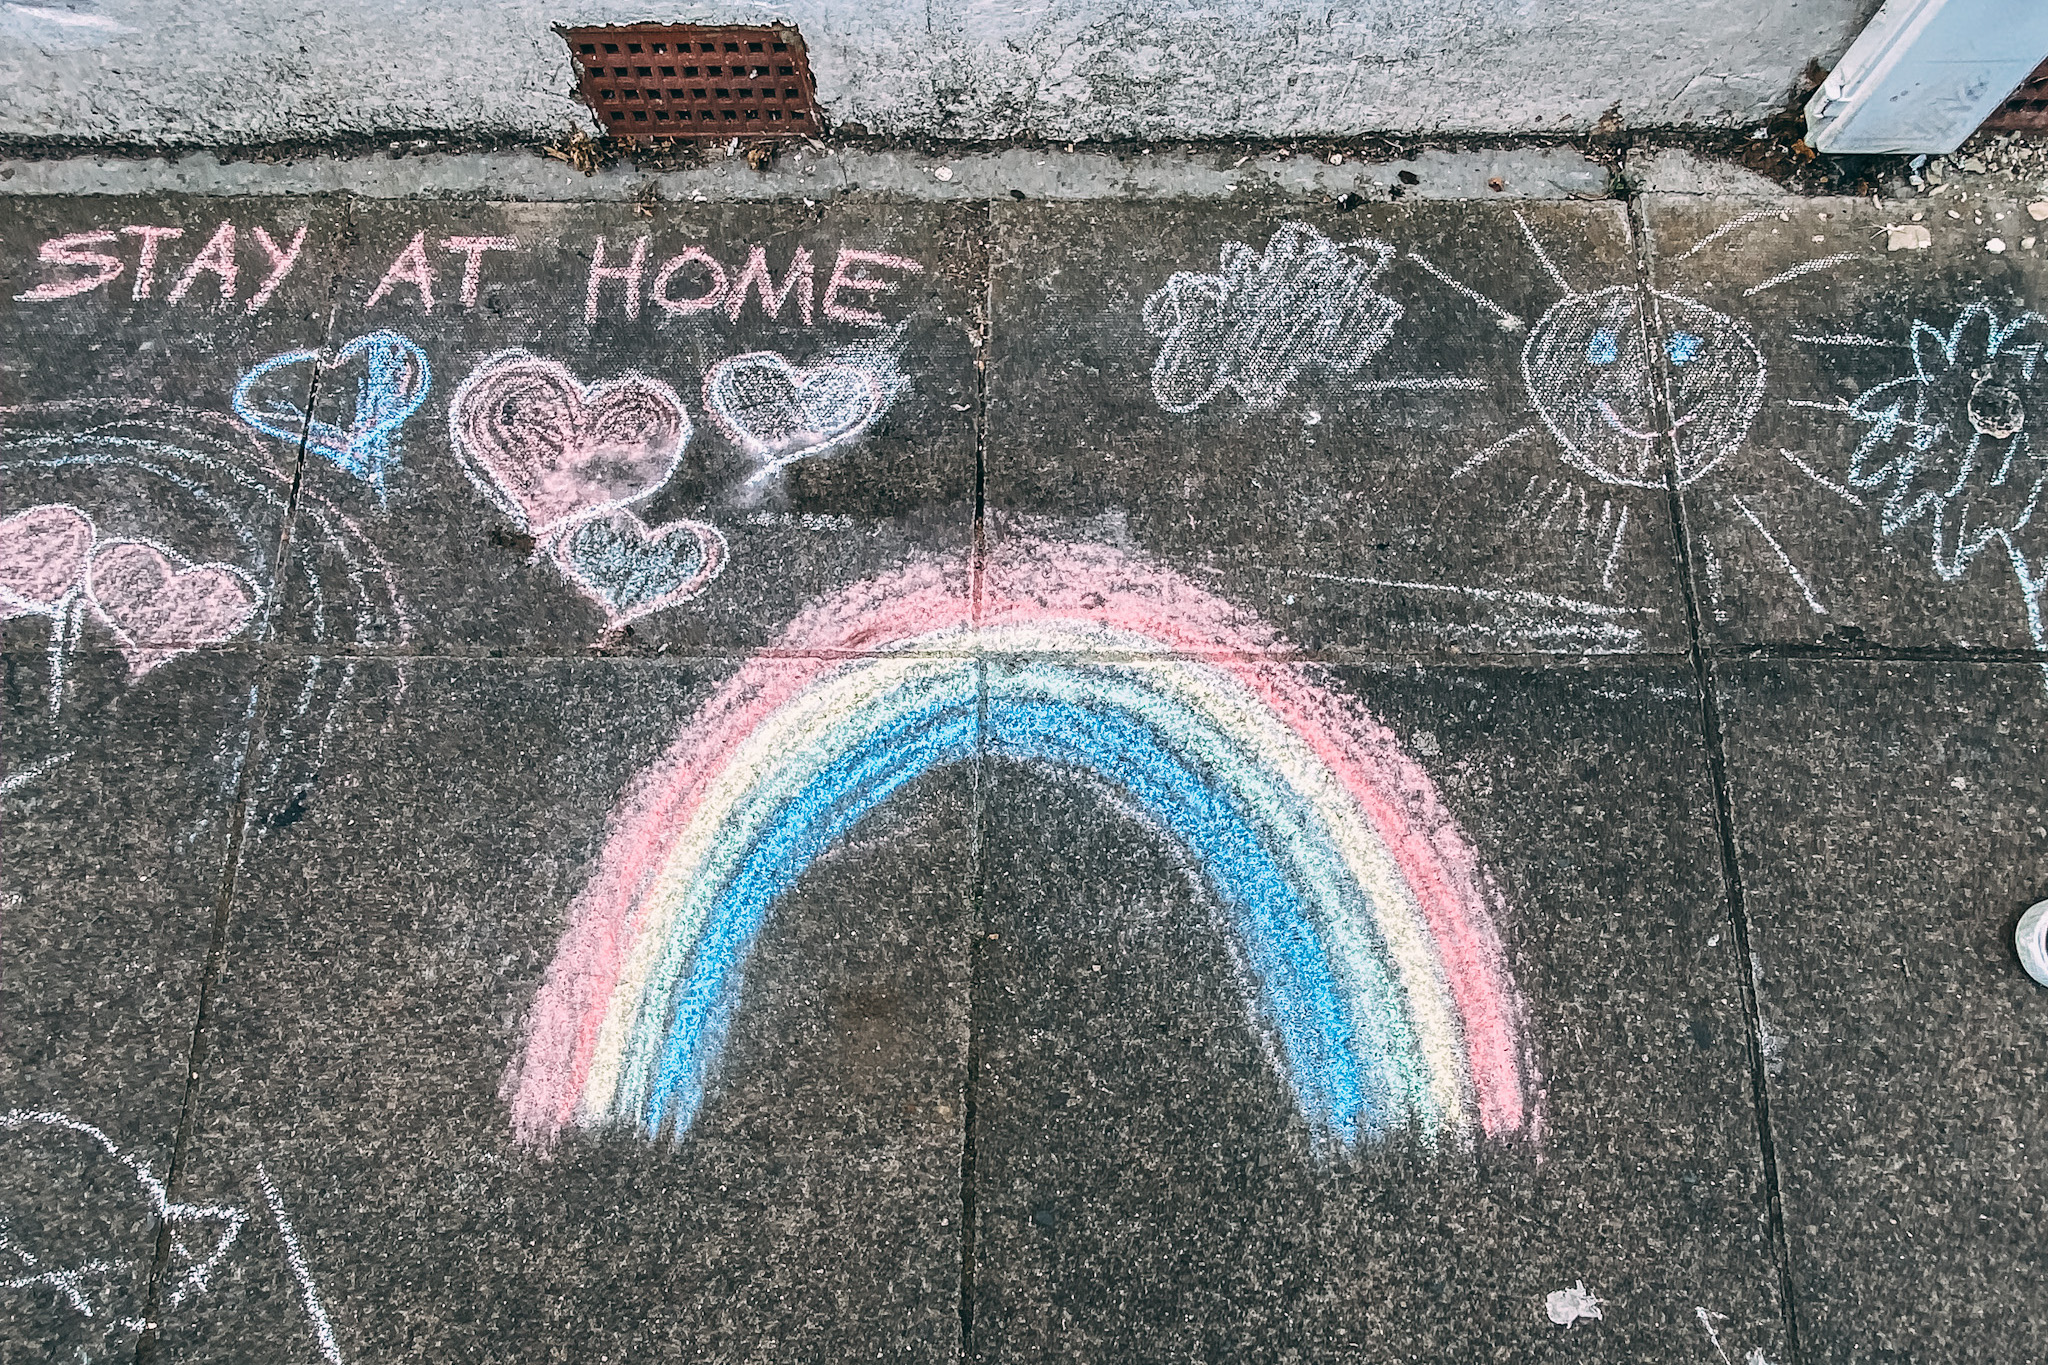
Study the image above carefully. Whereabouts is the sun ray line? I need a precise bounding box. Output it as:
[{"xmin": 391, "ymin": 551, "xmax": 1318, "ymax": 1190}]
[
  {"xmin": 1742, "ymin": 253, "xmax": 1862, "ymax": 298},
  {"xmin": 1451, "ymin": 425, "xmax": 1537, "ymax": 478},
  {"xmin": 1514, "ymin": 211, "xmax": 1572, "ymax": 294},
  {"xmin": 1352, "ymin": 377, "xmax": 1489, "ymax": 392},
  {"xmin": 1601, "ymin": 504, "xmax": 1628, "ymax": 592},
  {"xmin": 1732, "ymin": 494, "xmax": 1828, "ymax": 615},
  {"xmin": 1784, "ymin": 398, "xmax": 1853, "ymax": 412},
  {"xmin": 1402, "ymin": 252, "xmax": 1526, "ymax": 330},
  {"xmin": 1779, "ymin": 448, "xmax": 1866, "ymax": 507},
  {"xmin": 1673, "ymin": 208, "xmax": 1777, "ymax": 262},
  {"xmin": 1792, "ymin": 333, "xmax": 1905, "ymax": 347}
]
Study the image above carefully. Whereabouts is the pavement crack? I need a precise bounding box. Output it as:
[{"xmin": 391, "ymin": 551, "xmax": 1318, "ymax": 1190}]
[{"xmin": 1628, "ymin": 181, "xmax": 1808, "ymax": 1365}]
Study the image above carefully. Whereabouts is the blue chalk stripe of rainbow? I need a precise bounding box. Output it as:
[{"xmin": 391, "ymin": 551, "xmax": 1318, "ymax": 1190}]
[{"xmin": 579, "ymin": 622, "xmax": 1477, "ymax": 1152}]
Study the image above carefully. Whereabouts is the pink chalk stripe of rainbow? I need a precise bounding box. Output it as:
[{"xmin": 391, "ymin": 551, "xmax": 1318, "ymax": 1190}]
[{"xmin": 504, "ymin": 540, "xmax": 1535, "ymax": 1155}]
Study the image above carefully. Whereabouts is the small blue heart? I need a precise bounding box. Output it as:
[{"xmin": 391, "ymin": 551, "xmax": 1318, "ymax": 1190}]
[{"xmin": 234, "ymin": 330, "xmax": 430, "ymax": 491}]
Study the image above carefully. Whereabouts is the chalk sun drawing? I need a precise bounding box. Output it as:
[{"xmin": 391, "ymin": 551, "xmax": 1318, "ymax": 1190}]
[
  {"xmin": 1423, "ymin": 211, "xmax": 1858, "ymax": 613},
  {"xmin": 0, "ymin": 1111, "xmax": 347, "ymax": 1364},
  {"xmin": 505, "ymin": 539, "xmax": 1537, "ymax": 1159},
  {"xmin": 1, "ymin": 402, "xmax": 406, "ymax": 808},
  {"xmin": 701, "ymin": 342, "xmax": 904, "ymax": 483},
  {"xmin": 450, "ymin": 350, "xmax": 691, "ymax": 538},
  {"xmin": 1811, "ymin": 304, "xmax": 2048, "ymax": 679},
  {"xmin": 233, "ymin": 330, "xmax": 431, "ymax": 493},
  {"xmin": 1141, "ymin": 223, "xmax": 1404, "ymax": 413}
]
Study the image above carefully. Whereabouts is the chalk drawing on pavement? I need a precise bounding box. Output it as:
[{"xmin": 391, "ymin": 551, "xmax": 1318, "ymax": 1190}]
[
  {"xmin": 1799, "ymin": 304, "xmax": 2048, "ymax": 680},
  {"xmin": 234, "ymin": 330, "xmax": 431, "ymax": 494},
  {"xmin": 505, "ymin": 539, "xmax": 1539, "ymax": 1162},
  {"xmin": 0, "ymin": 1111, "xmax": 345, "ymax": 1363},
  {"xmin": 449, "ymin": 350, "xmax": 727, "ymax": 634},
  {"xmin": 1, "ymin": 402, "xmax": 407, "ymax": 809},
  {"xmin": 702, "ymin": 339, "xmax": 906, "ymax": 484},
  {"xmin": 1142, "ymin": 223, "xmax": 1405, "ymax": 413}
]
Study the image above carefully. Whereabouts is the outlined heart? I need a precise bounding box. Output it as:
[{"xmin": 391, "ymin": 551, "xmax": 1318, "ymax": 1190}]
[
  {"xmin": 702, "ymin": 351, "xmax": 886, "ymax": 465},
  {"xmin": 85, "ymin": 539, "xmax": 260, "ymax": 676},
  {"xmin": 451, "ymin": 351, "xmax": 691, "ymax": 537},
  {"xmin": 0, "ymin": 503, "xmax": 95, "ymax": 617},
  {"xmin": 233, "ymin": 330, "xmax": 431, "ymax": 490},
  {"xmin": 550, "ymin": 509, "xmax": 727, "ymax": 628}
]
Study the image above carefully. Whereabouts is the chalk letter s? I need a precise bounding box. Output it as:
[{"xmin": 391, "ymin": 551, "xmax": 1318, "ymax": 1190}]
[{"xmin": 16, "ymin": 232, "xmax": 124, "ymax": 302}]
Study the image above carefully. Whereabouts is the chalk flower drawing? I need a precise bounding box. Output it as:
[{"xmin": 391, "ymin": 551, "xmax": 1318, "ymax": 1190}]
[
  {"xmin": 1141, "ymin": 223, "xmax": 1404, "ymax": 413},
  {"xmin": 0, "ymin": 1112, "xmax": 346, "ymax": 1364},
  {"xmin": 1, "ymin": 402, "xmax": 405, "ymax": 804},
  {"xmin": 233, "ymin": 330, "xmax": 431, "ymax": 493},
  {"xmin": 450, "ymin": 350, "xmax": 727, "ymax": 633},
  {"xmin": 506, "ymin": 540, "xmax": 1538, "ymax": 1159}
]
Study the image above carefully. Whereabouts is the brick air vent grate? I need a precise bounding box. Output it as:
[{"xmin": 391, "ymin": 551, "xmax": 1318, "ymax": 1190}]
[
  {"xmin": 1982, "ymin": 55, "xmax": 2048, "ymax": 133},
  {"xmin": 562, "ymin": 23, "xmax": 822, "ymax": 141}
]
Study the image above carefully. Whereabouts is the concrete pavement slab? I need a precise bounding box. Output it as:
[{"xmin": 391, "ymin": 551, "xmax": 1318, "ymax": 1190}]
[
  {"xmin": 985, "ymin": 199, "xmax": 1693, "ymax": 660},
  {"xmin": 969, "ymin": 661, "xmax": 1781, "ymax": 1362},
  {"xmin": 173, "ymin": 658, "xmax": 974, "ymax": 1362},
  {"xmin": 271, "ymin": 198, "xmax": 981, "ymax": 656},
  {"xmin": 0, "ymin": 648, "xmax": 259, "ymax": 1361},
  {"xmin": 1718, "ymin": 659, "xmax": 2048, "ymax": 1361},
  {"xmin": 1641, "ymin": 193, "xmax": 2048, "ymax": 657}
]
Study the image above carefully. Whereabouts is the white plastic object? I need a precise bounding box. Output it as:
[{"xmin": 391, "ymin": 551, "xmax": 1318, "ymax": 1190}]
[
  {"xmin": 1804, "ymin": 0, "xmax": 2048, "ymax": 156},
  {"xmin": 2019, "ymin": 900, "xmax": 2048, "ymax": 988}
]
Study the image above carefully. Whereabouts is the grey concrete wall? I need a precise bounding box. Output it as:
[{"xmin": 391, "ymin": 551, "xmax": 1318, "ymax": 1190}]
[{"xmin": 0, "ymin": 0, "xmax": 1881, "ymax": 145}]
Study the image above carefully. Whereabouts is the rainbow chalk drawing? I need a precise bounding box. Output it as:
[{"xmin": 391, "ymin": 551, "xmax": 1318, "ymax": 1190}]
[
  {"xmin": 505, "ymin": 539, "xmax": 1537, "ymax": 1159},
  {"xmin": 233, "ymin": 330, "xmax": 431, "ymax": 492}
]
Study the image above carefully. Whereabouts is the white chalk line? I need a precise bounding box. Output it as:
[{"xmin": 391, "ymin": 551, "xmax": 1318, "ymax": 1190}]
[
  {"xmin": 1353, "ymin": 376, "xmax": 1488, "ymax": 392},
  {"xmin": 1302, "ymin": 570, "xmax": 1652, "ymax": 617},
  {"xmin": 1515, "ymin": 211, "xmax": 1572, "ymax": 295},
  {"xmin": 1731, "ymin": 494, "xmax": 1827, "ymax": 615},
  {"xmin": 1783, "ymin": 398, "xmax": 1852, "ymax": 413},
  {"xmin": 1601, "ymin": 504, "xmax": 1630, "ymax": 593},
  {"xmin": 1402, "ymin": 252, "xmax": 1525, "ymax": 330},
  {"xmin": 1792, "ymin": 333, "xmax": 1904, "ymax": 348},
  {"xmin": 1742, "ymin": 253, "xmax": 1861, "ymax": 297},
  {"xmin": 1, "ymin": 749, "xmax": 77, "ymax": 796},
  {"xmin": 257, "ymin": 1164, "xmax": 344, "ymax": 1365},
  {"xmin": 1779, "ymin": 448, "xmax": 1865, "ymax": 507},
  {"xmin": 1673, "ymin": 208, "xmax": 1777, "ymax": 262}
]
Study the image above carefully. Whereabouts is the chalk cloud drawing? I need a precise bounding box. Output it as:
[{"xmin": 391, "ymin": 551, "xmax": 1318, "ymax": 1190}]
[
  {"xmin": 450, "ymin": 350, "xmax": 690, "ymax": 538},
  {"xmin": 551, "ymin": 508, "xmax": 728, "ymax": 629},
  {"xmin": 1800, "ymin": 304, "xmax": 2048, "ymax": 678},
  {"xmin": 84, "ymin": 539, "xmax": 261, "ymax": 677},
  {"xmin": 702, "ymin": 342, "xmax": 905, "ymax": 483},
  {"xmin": 450, "ymin": 351, "xmax": 727, "ymax": 634},
  {"xmin": 505, "ymin": 539, "xmax": 1538, "ymax": 1162},
  {"xmin": 2, "ymin": 402, "xmax": 406, "ymax": 809},
  {"xmin": 0, "ymin": 1111, "xmax": 345, "ymax": 1364},
  {"xmin": 1141, "ymin": 223, "xmax": 1404, "ymax": 413},
  {"xmin": 234, "ymin": 330, "xmax": 431, "ymax": 493}
]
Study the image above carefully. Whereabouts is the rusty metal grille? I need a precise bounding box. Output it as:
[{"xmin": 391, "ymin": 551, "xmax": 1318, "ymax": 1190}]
[
  {"xmin": 562, "ymin": 23, "xmax": 821, "ymax": 141},
  {"xmin": 1983, "ymin": 56, "xmax": 2048, "ymax": 133}
]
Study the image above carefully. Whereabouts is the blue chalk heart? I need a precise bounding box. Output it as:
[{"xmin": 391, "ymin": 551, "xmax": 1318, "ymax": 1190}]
[{"xmin": 234, "ymin": 330, "xmax": 430, "ymax": 491}]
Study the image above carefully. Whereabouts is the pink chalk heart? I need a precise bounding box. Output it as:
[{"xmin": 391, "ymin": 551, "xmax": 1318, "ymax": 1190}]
[
  {"xmin": 0, "ymin": 503, "xmax": 95, "ymax": 618},
  {"xmin": 451, "ymin": 352, "xmax": 691, "ymax": 536},
  {"xmin": 702, "ymin": 351, "xmax": 885, "ymax": 463},
  {"xmin": 86, "ymin": 540, "xmax": 259, "ymax": 676}
]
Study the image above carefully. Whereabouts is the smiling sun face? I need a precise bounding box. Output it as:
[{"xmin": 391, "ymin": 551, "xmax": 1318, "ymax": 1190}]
[{"xmin": 1522, "ymin": 286, "xmax": 1766, "ymax": 489}]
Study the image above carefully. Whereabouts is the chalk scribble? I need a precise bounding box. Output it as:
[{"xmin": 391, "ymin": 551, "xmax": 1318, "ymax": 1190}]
[{"xmin": 1141, "ymin": 223, "xmax": 1404, "ymax": 413}]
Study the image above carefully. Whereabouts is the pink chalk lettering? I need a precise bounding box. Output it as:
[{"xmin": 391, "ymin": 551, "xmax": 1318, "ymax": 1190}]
[
  {"xmin": 365, "ymin": 230, "xmax": 437, "ymax": 311},
  {"xmin": 85, "ymin": 539, "xmax": 260, "ymax": 676},
  {"xmin": 449, "ymin": 351, "xmax": 691, "ymax": 536},
  {"xmin": 120, "ymin": 226, "xmax": 185, "ymax": 300},
  {"xmin": 585, "ymin": 236, "xmax": 650, "ymax": 323},
  {"xmin": 166, "ymin": 222, "xmax": 239, "ymax": 305},
  {"xmin": 15, "ymin": 232, "xmax": 124, "ymax": 302},
  {"xmin": 443, "ymin": 236, "xmax": 520, "ymax": 309},
  {"xmin": 725, "ymin": 246, "xmax": 815, "ymax": 324},
  {"xmin": 822, "ymin": 248, "xmax": 924, "ymax": 325},
  {"xmin": 652, "ymin": 248, "xmax": 726, "ymax": 317},
  {"xmin": 245, "ymin": 225, "xmax": 309, "ymax": 313},
  {"xmin": 0, "ymin": 504, "xmax": 96, "ymax": 618}
]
